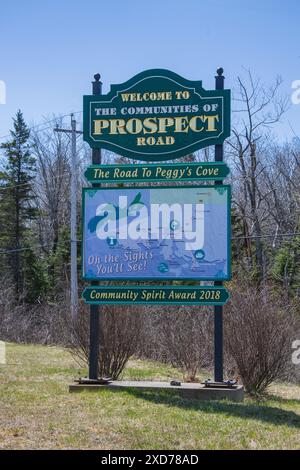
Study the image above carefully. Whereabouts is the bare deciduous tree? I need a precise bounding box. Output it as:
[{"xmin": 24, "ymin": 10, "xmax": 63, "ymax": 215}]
[
  {"xmin": 229, "ymin": 70, "xmax": 289, "ymax": 280},
  {"xmin": 31, "ymin": 123, "xmax": 71, "ymax": 258}
]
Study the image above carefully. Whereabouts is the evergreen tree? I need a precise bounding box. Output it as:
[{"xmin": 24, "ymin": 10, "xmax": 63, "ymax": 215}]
[
  {"xmin": 0, "ymin": 110, "xmax": 37, "ymax": 300},
  {"xmin": 272, "ymin": 231, "xmax": 300, "ymax": 298},
  {"xmin": 22, "ymin": 235, "xmax": 49, "ymax": 303}
]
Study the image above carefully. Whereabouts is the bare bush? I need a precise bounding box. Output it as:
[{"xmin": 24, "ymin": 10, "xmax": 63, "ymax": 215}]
[
  {"xmin": 0, "ymin": 299, "xmax": 70, "ymax": 345},
  {"xmin": 0, "ymin": 278, "xmax": 14, "ymax": 336},
  {"xmin": 70, "ymin": 302, "xmax": 143, "ymax": 379},
  {"xmin": 137, "ymin": 306, "xmax": 172, "ymax": 363},
  {"xmin": 155, "ymin": 305, "xmax": 213, "ymax": 381},
  {"xmin": 225, "ymin": 285, "xmax": 299, "ymax": 394}
]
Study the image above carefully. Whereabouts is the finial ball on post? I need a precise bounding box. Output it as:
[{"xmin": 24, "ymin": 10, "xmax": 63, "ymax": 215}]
[{"xmin": 216, "ymin": 68, "xmax": 224, "ymax": 76}]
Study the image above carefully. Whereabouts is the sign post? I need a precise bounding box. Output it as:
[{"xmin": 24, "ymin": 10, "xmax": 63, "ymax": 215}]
[
  {"xmin": 88, "ymin": 73, "xmax": 102, "ymax": 382},
  {"xmin": 214, "ymin": 68, "xmax": 225, "ymax": 383}
]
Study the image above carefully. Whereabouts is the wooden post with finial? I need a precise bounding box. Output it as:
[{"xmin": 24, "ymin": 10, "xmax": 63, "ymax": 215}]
[
  {"xmin": 214, "ymin": 67, "xmax": 225, "ymax": 383},
  {"xmin": 88, "ymin": 73, "xmax": 103, "ymax": 381}
]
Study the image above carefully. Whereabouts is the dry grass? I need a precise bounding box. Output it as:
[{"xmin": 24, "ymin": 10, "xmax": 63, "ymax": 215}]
[{"xmin": 0, "ymin": 343, "xmax": 299, "ymax": 450}]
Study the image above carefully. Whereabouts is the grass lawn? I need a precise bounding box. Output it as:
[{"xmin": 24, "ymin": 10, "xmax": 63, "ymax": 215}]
[{"xmin": 0, "ymin": 342, "xmax": 299, "ymax": 450}]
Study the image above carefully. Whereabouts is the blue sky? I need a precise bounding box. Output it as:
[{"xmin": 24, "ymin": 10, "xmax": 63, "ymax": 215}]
[{"xmin": 0, "ymin": 0, "xmax": 299, "ymax": 141}]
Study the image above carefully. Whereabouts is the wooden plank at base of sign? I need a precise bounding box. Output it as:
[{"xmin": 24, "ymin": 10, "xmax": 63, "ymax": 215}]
[{"xmin": 82, "ymin": 285, "xmax": 230, "ymax": 306}]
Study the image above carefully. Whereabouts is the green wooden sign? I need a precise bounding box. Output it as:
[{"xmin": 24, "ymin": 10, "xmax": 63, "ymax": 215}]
[
  {"xmin": 82, "ymin": 285, "xmax": 230, "ymax": 305},
  {"xmin": 83, "ymin": 69, "xmax": 230, "ymax": 161},
  {"xmin": 84, "ymin": 162, "xmax": 230, "ymax": 184}
]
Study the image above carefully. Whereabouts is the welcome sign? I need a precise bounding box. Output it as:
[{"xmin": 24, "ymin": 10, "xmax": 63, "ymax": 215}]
[
  {"xmin": 83, "ymin": 69, "xmax": 230, "ymax": 161},
  {"xmin": 82, "ymin": 185, "xmax": 230, "ymax": 281}
]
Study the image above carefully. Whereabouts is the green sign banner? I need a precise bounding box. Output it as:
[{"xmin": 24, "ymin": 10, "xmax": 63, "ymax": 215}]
[
  {"xmin": 84, "ymin": 162, "xmax": 230, "ymax": 184},
  {"xmin": 83, "ymin": 69, "xmax": 230, "ymax": 161},
  {"xmin": 82, "ymin": 285, "xmax": 230, "ymax": 305}
]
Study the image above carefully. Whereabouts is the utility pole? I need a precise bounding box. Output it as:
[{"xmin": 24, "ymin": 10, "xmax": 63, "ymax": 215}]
[{"xmin": 54, "ymin": 115, "xmax": 82, "ymax": 322}]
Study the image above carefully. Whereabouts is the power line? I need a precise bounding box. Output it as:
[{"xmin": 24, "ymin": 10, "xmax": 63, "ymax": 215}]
[
  {"xmin": 0, "ymin": 238, "xmax": 76, "ymax": 254},
  {"xmin": 233, "ymin": 232, "xmax": 300, "ymax": 240},
  {"xmin": 0, "ymin": 181, "xmax": 33, "ymax": 191},
  {"xmin": 0, "ymin": 170, "xmax": 74, "ymax": 191},
  {"xmin": 1, "ymin": 231, "xmax": 300, "ymax": 255},
  {"xmin": 0, "ymin": 111, "xmax": 83, "ymax": 141}
]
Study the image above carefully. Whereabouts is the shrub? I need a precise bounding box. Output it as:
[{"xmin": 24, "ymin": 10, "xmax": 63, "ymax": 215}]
[
  {"xmin": 0, "ymin": 284, "xmax": 69, "ymax": 345},
  {"xmin": 158, "ymin": 305, "xmax": 213, "ymax": 381},
  {"xmin": 225, "ymin": 285, "xmax": 298, "ymax": 395},
  {"xmin": 70, "ymin": 302, "xmax": 142, "ymax": 379}
]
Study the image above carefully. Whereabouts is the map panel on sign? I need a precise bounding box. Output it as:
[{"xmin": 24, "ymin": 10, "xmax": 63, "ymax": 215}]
[{"xmin": 82, "ymin": 186, "xmax": 230, "ymax": 281}]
